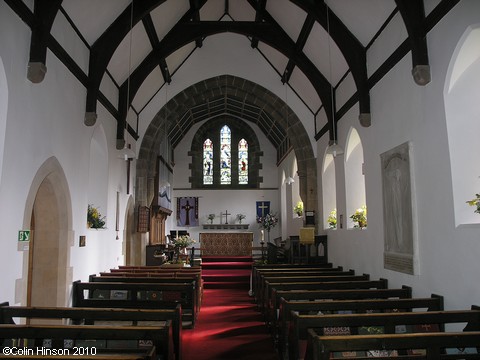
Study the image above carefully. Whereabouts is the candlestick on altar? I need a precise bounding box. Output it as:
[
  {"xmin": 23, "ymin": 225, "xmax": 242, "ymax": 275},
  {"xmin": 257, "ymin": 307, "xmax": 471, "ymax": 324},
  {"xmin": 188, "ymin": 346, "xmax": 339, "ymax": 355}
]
[{"xmin": 261, "ymin": 229, "xmax": 264, "ymax": 242}]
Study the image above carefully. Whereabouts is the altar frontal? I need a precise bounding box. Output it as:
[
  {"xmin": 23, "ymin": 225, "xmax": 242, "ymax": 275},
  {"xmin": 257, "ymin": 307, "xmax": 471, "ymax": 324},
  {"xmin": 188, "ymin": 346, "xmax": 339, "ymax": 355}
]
[{"xmin": 200, "ymin": 232, "xmax": 253, "ymax": 256}]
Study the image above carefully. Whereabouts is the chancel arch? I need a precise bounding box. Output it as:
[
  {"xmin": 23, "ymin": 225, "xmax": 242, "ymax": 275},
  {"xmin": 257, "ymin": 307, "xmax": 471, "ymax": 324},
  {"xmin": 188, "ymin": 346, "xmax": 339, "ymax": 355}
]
[
  {"xmin": 444, "ymin": 25, "xmax": 480, "ymax": 226},
  {"xmin": 136, "ymin": 75, "xmax": 317, "ymax": 229},
  {"xmin": 345, "ymin": 127, "xmax": 366, "ymax": 229}
]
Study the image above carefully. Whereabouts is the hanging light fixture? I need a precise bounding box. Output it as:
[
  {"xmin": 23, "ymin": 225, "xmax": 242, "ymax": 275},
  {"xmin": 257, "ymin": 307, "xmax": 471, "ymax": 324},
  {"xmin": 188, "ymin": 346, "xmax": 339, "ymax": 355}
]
[
  {"xmin": 283, "ymin": 71, "xmax": 295, "ymax": 185},
  {"xmin": 118, "ymin": 0, "xmax": 136, "ymax": 161},
  {"xmin": 325, "ymin": 5, "xmax": 344, "ymax": 158}
]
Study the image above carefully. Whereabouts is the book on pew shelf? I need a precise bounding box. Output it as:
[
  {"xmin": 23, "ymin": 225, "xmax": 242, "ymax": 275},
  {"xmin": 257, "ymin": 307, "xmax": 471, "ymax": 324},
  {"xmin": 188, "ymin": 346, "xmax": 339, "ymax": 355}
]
[
  {"xmin": 332, "ymin": 350, "xmax": 366, "ymax": 358},
  {"xmin": 93, "ymin": 289, "xmax": 111, "ymax": 299},
  {"xmin": 110, "ymin": 289, "xmax": 129, "ymax": 300},
  {"xmin": 138, "ymin": 340, "xmax": 154, "ymax": 348},
  {"xmin": 445, "ymin": 347, "xmax": 478, "ymax": 355},
  {"xmin": 64, "ymin": 339, "xmax": 74, "ymax": 348},
  {"xmin": 323, "ymin": 326, "xmax": 351, "ymax": 336},
  {"xmin": 366, "ymin": 350, "xmax": 398, "ymax": 357},
  {"xmin": 107, "ymin": 339, "xmax": 137, "ymax": 349},
  {"xmin": 146, "ymin": 290, "xmax": 163, "ymax": 300},
  {"xmin": 358, "ymin": 326, "xmax": 385, "ymax": 335},
  {"xmin": 407, "ymin": 323, "xmax": 440, "ymax": 355},
  {"xmin": 75, "ymin": 339, "xmax": 107, "ymax": 348},
  {"xmin": 394, "ymin": 324, "xmax": 412, "ymax": 334},
  {"xmin": 42, "ymin": 338, "xmax": 52, "ymax": 348}
]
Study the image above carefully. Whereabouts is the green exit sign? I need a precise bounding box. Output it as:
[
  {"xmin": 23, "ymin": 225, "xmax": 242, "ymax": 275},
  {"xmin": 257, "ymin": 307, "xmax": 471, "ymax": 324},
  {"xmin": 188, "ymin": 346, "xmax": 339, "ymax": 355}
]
[{"xmin": 18, "ymin": 230, "xmax": 30, "ymax": 242}]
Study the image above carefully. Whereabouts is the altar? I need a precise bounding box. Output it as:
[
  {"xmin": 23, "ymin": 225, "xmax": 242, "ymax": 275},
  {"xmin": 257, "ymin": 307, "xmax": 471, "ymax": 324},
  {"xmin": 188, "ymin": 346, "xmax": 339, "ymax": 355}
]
[{"xmin": 200, "ymin": 232, "xmax": 253, "ymax": 256}]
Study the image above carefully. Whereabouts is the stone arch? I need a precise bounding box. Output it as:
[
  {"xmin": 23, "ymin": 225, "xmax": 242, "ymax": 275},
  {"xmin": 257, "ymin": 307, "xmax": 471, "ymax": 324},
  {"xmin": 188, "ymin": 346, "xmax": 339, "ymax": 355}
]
[
  {"xmin": 22, "ymin": 157, "xmax": 73, "ymax": 306},
  {"xmin": 136, "ymin": 75, "xmax": 317, "ymax": 222}
]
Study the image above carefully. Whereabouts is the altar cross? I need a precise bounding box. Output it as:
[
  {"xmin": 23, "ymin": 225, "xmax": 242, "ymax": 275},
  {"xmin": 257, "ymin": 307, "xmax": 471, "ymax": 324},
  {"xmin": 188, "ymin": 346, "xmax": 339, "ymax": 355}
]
[{"xmin": 222, "ymin": 210, "xmax": 231, "ymax": 224}]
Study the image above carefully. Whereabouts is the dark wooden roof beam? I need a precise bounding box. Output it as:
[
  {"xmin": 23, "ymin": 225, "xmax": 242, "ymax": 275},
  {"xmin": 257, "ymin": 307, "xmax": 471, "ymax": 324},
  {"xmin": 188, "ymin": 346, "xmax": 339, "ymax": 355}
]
[
  {"xmin": 394, "ymin": 0, "xmax": 430, "ymax": 85},
  {"xmin": 250, "ymin": 0, "xmax": 266, "ymax": 49},
  {"xmin": 283, "ymin": 13, "xmax": 315, "ymax": 84},
  {"xmin": 27, "ymin": 0, "xmax": 63, "ymax": 83}
]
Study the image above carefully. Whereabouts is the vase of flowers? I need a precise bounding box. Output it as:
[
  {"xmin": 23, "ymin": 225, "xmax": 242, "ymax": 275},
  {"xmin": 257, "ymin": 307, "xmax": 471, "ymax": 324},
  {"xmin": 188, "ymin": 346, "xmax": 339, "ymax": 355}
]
[
  {"xmin": 237, "ymin": 214, "xmax": 246, "ymax": 224},
  {"xmin": 171, "ymin": 234, "xmax": 196, "ymax": 263},
  {"xmin": 207, "ymin": 213, "xmax": 215, "ymax": 224},
  {"xmin": 257, "ymin": 212, "xmax": 279, "ymax": 242},
  {"xmin": 327, "ymin": 208, "xmax": 337, "ymax": 229},
  {"xmin": 87, "ymin": 204, "xmax": 106, "ymax": 229},
  {"xmin": 350, "ymin": 205, "xmax": 367, "ymax": 229}
]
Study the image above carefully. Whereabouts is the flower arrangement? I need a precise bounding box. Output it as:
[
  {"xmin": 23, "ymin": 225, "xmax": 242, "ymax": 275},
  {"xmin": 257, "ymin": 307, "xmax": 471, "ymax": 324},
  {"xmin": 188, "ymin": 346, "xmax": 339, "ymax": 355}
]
[
  {"xmin": 293, "ymin": 201, "xmax": 304, "ymax": 217},
  {"xmin": 87, "ymin": 204, "xmax": 106, "ymax": 229},
  {"xmin": 350, "ymin": 205, "xmax": 367, "ymax": 228},
  {"xmin": 237, "ymin": 214, "xmax": 246, "ymax": 224},
  {"xmin": 207, "ymin": 213, "xmax": 215, "ymax": 224},
  {"xmin": 327, "ymin": 209, "xmax": 337, "ymax": 229},
  {"xmin": 172, "ymin": 234, "xmax": 196, "ymax": 249},
  {"xmin": 257, "ymin": 212, "xmax": 279, "ymax": 232},
  {"xmin": 466, "ymin": 194, "xmax": 480, "ymax": 214}
]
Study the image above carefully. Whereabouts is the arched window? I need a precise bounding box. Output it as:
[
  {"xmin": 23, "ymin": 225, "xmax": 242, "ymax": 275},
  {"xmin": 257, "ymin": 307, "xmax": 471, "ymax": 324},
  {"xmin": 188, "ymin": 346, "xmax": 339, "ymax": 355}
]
[
  {"xmin": 345, "ymin": 127, "xmax": 366, "ymax": 229},
  {"xmin": 238, "ymin": 138, "xmax": 248, "ymax": 184},
  {"xmin": 192, "ymin": 117, "xmax": 261, "ymax": 189},
  {"xmin": 220, "ymin": 125, "xmax": 232, "ymax": 184},
  {"xmin": 203, "ymin": 139, "xmax": 213, "ymax": 185}
]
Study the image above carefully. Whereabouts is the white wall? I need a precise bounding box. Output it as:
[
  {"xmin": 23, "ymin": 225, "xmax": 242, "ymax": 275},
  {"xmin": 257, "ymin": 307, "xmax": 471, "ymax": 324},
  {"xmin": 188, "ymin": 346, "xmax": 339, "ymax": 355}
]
[
  {"xmin": 0, "ymin": 3, "xmax": 133, "ymax": 305},
  {"xmin": 325, "ymin": 0, "xmax": 480, "ymax": 311}
]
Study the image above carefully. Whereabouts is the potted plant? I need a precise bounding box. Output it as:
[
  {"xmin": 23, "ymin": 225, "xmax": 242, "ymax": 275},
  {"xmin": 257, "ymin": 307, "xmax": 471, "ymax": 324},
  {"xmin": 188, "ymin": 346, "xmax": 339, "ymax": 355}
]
[
  {"xmin": 293, "ymin": 201, "xmax": 304, "ymax": 217},
  {"xmin": 350, "ymin": 205, "xmax": 367, "ymax": 229}
]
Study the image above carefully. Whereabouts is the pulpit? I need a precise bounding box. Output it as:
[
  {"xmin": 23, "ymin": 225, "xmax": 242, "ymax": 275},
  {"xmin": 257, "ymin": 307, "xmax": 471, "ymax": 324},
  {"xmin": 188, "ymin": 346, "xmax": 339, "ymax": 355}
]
[{"xmin": 200, "ymin": 232, "xmax": 253, "ymax": 256}]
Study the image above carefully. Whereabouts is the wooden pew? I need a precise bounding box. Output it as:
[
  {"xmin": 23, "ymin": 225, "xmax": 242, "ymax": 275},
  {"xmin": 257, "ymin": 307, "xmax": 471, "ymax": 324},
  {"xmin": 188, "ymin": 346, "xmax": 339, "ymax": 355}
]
[
  {"xmin": 270, "ymin": 286, "xmax": 413, "ymax": 345},
  {"xmin": 264, "ymin": 278, "xmax": 389, "ymax": 327},
  {"xmin": 252, "ymin": 264, "xmax": 338, "ymax": 298},
  {"xmin": 72, "ymin": 280, "xmax": 197, "ymax": 328},
  {"xmin": 259, "ymin": 274, "xmax": 370, "ymax": 314},
  {"xmin": 254, "ymin": 269, "xmax": 356, "ymax": 304},
  {"xmin": 0, "ymin": 324, "xmax": 170, "ymax": 360},
  {"xmin": 0, "ymin": 304, "xmax": 182, "ymax": 360},
  {"xmin": 305, "ymin": 329, "xmax": 480, "ymax": 360},
  {"xmin": 290, "ymin": 307, "xmax": 480, "ymax": 360},
  {"xmin": 276, "ymin": 294, "xmax": 444, "ymax": 358},
  {"xmin": 90, "ymin": 274, "xmax": 203, "ymax": 315}
]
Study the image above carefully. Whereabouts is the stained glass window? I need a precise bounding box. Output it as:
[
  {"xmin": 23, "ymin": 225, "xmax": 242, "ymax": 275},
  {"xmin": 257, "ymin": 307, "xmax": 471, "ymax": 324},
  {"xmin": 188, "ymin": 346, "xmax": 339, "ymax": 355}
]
[
  {"xmin": 203, "ymin": 138, "xmax": 213, "ymax": 184},
  {"xmin": 238, "ymin": 138, "xmax": 248, "ymax": 184},
  {"xmin": 220, "ymin": 125, "xmax": 231, "ymax": 184}
]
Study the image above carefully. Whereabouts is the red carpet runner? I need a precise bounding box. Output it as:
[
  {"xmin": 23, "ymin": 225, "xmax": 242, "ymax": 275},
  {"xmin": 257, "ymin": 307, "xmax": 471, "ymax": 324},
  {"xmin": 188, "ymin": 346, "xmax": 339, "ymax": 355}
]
[{"xmin": 182, "ymin": 257, "xmax": 279, "ymax": 360}]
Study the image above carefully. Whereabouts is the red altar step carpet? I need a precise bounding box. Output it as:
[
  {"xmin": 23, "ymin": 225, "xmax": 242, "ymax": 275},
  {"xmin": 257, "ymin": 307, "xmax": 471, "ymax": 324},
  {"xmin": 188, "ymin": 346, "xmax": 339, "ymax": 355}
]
[
  {"xmin": 182, "ymin": 257, "xmax": 279, "ymax": 360},
  {"xmin": 201, "ymin": 256, "xmax": 252, "ymax": 289}
]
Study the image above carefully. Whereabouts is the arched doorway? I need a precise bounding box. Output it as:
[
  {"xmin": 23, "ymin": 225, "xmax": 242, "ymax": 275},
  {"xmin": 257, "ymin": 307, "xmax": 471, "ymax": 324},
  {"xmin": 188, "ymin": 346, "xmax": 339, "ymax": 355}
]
[{"xmin": 24, "ymin": 157, "xmax": 72, "ymax": 307}]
